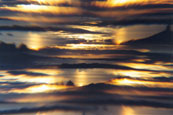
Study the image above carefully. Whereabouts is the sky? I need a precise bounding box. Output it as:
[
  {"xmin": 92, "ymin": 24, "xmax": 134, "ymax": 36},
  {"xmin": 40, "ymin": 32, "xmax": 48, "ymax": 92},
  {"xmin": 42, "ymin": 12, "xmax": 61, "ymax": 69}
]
[{"xmin": 0, "ymin": 0, "xmax": 173, "ymax": 115}]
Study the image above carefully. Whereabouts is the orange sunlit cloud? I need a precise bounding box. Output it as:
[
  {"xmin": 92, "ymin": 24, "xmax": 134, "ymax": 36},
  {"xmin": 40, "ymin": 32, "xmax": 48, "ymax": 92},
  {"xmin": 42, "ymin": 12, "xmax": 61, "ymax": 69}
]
[
  {"xmin": 92, "ymin": 0, "xmax": 173, "ymax": 8},
  {"xmin": 1, "ymin": 15, "xmax": 81, "ymax": 24},
  {"xmin": 0, "ymin": 69, "xmax": 63, "ymax": 84},
  {"xmin": 9, "ymin": 84, "xmax": 72, "ymax": 93},
  {"xmin": 93, "ymin": 8, "xmax": 173, "ymax": 18},
  {"xmin": 108, "ymin": 78, "xmax": 173, "ymax": 88},
  {"xmin": 27, "ymin": 0, "xmax": 173, "ymax": 7},
  {"xmin": 56, "ymin": 54, "xmax": 123, "ymax": 59},
  {"xmin": 29, "ymin": 0, "xmax": 71, "ymax": 5},
  {"xmin": 110, "ymin": 69, "xmax": 171, "ymax": 78},
  {"xmin": 93, "ymin": 0, "xmax": 144, "ymax": 7},
  {"xmin": 66, "ymin": 44, "xmax": 117, "ymax": 50},
  {"xmin": 0, "ymin": 4, "xmax": 82, "ymax": 15},
  {"xmin": 117, "ymin": 62, "xmax": 173, "ymax": 71},
  {"xmin": 0, "ymin": 1, "xmax": 172, "ymax": 25},
  {"xmin": 28, "ymin": 0, "xmax": 80, "ymax": 5},
  {"xmin": 49, "ymin": 44, "xmax": 121, "ymax": 50}
]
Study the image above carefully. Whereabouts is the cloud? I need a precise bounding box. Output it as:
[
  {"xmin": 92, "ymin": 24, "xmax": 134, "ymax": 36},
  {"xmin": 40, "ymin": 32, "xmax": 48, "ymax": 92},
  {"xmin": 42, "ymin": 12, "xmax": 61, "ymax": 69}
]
[
  {"xmin": 0, "ymin": 25, "xmax": 105, "ymax": 34},
  {"xmin": 96, "ymin": 18, "xmax": 172, "ymax": 26},
  {"xmin": 38, "ymin": 48, "xmax": 144, "ymax": 57},
  {"xmin": 152, "ymin": 77, "xmax": 173, "ymax": 82},
  {"xmin": 0, "ymin": 0, "xmax": 29, "ymax": 6},
  {"xmin": 0, "ymin": 82, "xmax": 41, "ymax": 92},
  {"xmin": 58, "ymin": 63, "xmax": 134, "ymax": 69},
  {"xmin": 7, "ymin": 71, "xmax": 49, "ymax": 76}
]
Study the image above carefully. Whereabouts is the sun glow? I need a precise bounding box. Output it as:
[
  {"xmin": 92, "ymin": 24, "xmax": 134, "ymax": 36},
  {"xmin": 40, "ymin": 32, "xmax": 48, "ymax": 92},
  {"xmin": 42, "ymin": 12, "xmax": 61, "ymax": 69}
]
[
  {"xmin": 36, "ymin": 112, "xmax": 47, "ymax": 115},
  {"xmin": 115, "ymin": 40, "xmax": 123, "ymax": 45},
  {"xmin": 26, "ymin": 33, "xmax": 44, "ymax": 50},
  {"xmin": 114, "ymin": 28, "xmax": 128, "ymax": 45},
  {"xmin": 121, "ymin": 106, "xmax": 135, "ymax": 115},
  {"xmin": 75, "ymin": 70, "xmax": 88, "ymax": 86}
]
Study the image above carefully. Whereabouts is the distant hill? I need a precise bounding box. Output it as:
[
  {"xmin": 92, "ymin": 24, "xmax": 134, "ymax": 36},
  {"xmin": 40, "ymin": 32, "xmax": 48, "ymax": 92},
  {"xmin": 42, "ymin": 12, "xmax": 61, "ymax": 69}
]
[{"xmin": 123, "ymin": 25, "xmax": 173, "ymax": 45}]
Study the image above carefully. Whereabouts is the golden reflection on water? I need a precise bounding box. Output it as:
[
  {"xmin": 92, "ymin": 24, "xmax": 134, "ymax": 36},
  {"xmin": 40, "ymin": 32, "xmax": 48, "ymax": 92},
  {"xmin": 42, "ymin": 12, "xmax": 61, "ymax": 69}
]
[
  {"xmin": 121, "ymin": 106, "xmax": 135, "ymax": 115},
  {"xmin": 36, "ymin": 112, "xmax": 46, "ymax": 115}
]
